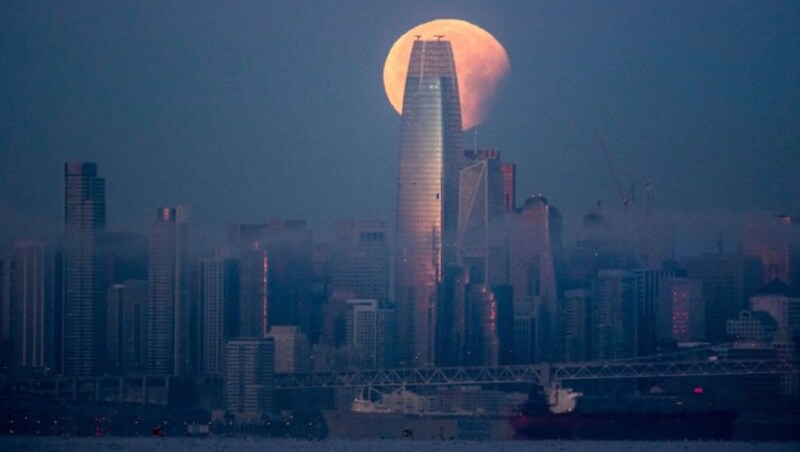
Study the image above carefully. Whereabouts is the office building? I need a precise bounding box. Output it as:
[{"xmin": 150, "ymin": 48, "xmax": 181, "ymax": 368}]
[
  {"xmin": 591, "ymin": 270, "xmax": 636, "ymax": 360},
  {"xmin": 656, "ymin": 277, "xmax": 705, "ymax": 343},
  {"xmin": 147, "ymin": 206, "xmax": 191, "ymax": 376},
  {"xmin": 63, "ymin": 161, "xmax": 106, "ymax": 376},
  {"xmin": 560, "ymin": 288, "xmax": 591, "ymax": 362},
  {"xmin": 331, "ymin": 221, "xmax": 389, "ymax": 303},
  {"xmin": 225, "ymin": 338, "xmax": 275, "ymax": 420},
  {"xmin": 107, "ymin": 280, "xmax": 147, "ymax": 374},
  {"xmin": 508, "ymin": 195, "xmax": 560, "ymax": 362},
  {"xmin": 199, "ymin": 255, "xmax": 239, "ymax": 376},
  {"xmin": 229, "ymin": 220, "xmax": 313, "ymax": 337},
  {"xmin": 267, "ymin": 325, "xmax": 311, "ymax": 373},
  {"xmin": 9, "ymin": 240, "xmax": 56, "ymax": 370},
  {"xmin": 395, "ymin": 37, "xmax": 464, "ymax": 366},
  {"xmin": 680, "ymin": 253, "xmax": 761, "ymax": 343}
]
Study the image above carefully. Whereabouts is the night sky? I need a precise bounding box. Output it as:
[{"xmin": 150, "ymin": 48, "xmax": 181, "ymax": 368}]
[{"xmin": 1, "ymin": 1, "xmax": 798, "ymax": 254}]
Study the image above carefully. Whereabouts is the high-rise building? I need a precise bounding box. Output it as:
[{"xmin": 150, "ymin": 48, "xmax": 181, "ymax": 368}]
[
  {"xmin": 633, "ymin": 267, "xmax": 681, "ymax": 355},
  {"xmin": 147, "ymin": 206, "xmax": 191, "ymax": 376},
  {"xmin": 0, "ymin": 258, "xmax": 10, "ymax": 342},
  {"xmin": 199, "ymin": 255, "xmax": 239, "ymax": 376},
  {"xmin": 345, "ymin": 299, "xmax": 378, "ymax": 367},
  {"xmin": 229, "ymin": 220, "xmax": 313, "ymax": 337},
  {"xmin": 680, "ymin": 253, "xmax": 761, "ymax": 343},
  {"xmin": 331, "ymin": 221, "xmax": 389, "ymax": 303},
  {"xmin": 395, "ymin": 38, "xmax": 464, "ymax": 366},
  {"xmin": 453, "ymin": 150, "xmax": 510, "ymax": 366},
  {"xmin": 508, "ymin": 195, "xmax": 560, "ymax": 362},
  {"xmin": 10, "ymin": 240, "xmax": 56, "ymax": 371},
  {"xmin": 500, "ymin": 162, "xmax": 516, "ymax": 213},
  {"xmin": 63, "ymin": 161, "xmax": 106, "ymax": 376},
  {"xmin": 267, "ymin": 325, "xmax": 311, "ymax": 373},
  {"xmin": 743, "ymin": 214, "xmax": 795, "ymax": 287},
  {"xmin": 457, "ymin": 149, "xmax": 508, "ymax": 286},
  {"xmin": 560, "ymin": 288, "xmax": 591, "ymax": 362},
  {"xmin": 591, "ymin": 270, "xmax": 636, "ymax": 360},
  {"xmin": 107, "ymin": 280, "xmax": 147, "ymax": 374},
  {"xmin": 0, "ymin": 259, "xmax": 10, "ymax": 373},
  {"xmin": 656, "ymin": 277, "xmax": 705, "ymax": 343},
  {"xmin": 225, "ymin": 338, "xmax": 275, "ymax": 420}
]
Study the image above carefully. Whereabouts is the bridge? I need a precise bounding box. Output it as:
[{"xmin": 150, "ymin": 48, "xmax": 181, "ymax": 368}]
[
  {"xmin": 5, "ymin": 357, "xmax": 798, "ymax": 404},
  {"xmin": 275, "ymin": 358, "xmax": 799, "ymax": 388}
]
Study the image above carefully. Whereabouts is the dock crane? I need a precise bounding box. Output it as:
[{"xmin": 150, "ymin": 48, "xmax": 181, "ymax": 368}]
[{"xmin": 597, "ymin": 138, "xmax": 635, "ymax": 208}]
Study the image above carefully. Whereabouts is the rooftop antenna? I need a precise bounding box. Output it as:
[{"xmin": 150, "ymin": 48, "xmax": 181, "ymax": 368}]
[{"xmin": 414, "ymin": 34, "xmax": 422, "ymax": 40}]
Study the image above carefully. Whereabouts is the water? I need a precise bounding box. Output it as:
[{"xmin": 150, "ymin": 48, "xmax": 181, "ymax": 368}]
[{"xmin": 1, "ymin": 437, "xmax": 798, "ymax": 452}]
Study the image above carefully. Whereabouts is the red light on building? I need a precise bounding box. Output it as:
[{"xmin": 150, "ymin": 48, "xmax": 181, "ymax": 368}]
[{"xmin": 693, "ymin": 387, "xmax": 704, "ymax": 394}]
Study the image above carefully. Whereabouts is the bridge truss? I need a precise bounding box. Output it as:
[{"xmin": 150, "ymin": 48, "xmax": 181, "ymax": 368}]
[{"xmin": 275, "ymin": 359, "xmax": 799, "ymax": 389}]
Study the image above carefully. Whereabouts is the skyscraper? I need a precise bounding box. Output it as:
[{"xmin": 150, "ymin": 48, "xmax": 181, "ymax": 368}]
[
  {"xmin": 63, "ymin": 161, "xmax": 105, "ymax": 376},
  {"xmin": 508, "ymin": 195, "xmax": 560, "ymax": 362},
  {"xmin": 10, "ymin": 240, "xmax": 56, "ymax": 370},
  {"xmin": 107, "ymin": 280, "xmax": 147, "ymax": 374},
  {"xmin": 457, "ymin": 149, "xmax": 508, "ymax": 286},
  {"xmin": 395, "ymin": 38, "xmax": 463, "ymax": 366},
  {"xmin": 591, "ymin": 270, "xmax": 636, "ymax": 360},
  {"xmin": 147, "ymin": 206, "xmax": 190, "ymax": 376},
  {"xmin": 199, "ymin": 255, "xmax": 238, "ymax": 376},
  {"xmin": 228, "ymin": 220, "xmax": 313, "ymax": 337},
  {"xmin": 331, "ymin": 221, "xmax": 390, "ymax": 303}
]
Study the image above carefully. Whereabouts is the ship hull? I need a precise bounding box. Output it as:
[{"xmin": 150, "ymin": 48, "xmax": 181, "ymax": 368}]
[
  {"xmin": 322, "ymin": 409, "xmax": 738, "ymax": 441},
  {"xmin": 511, "ymin": 410, "xmax": 738, "ymax": 440},
  {"xmin": 322, "ymin": 410, "xmax": 517, "ymax": 440}
]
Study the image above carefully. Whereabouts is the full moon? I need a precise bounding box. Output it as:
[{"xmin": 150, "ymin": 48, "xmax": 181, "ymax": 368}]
[{"xmin": 383, "ymin": 19, "xmax": 510, "ymax": 131}]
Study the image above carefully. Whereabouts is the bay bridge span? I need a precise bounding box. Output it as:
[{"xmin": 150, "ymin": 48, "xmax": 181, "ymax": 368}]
[{"xmin": 5, "ymin": 355, "xmax": 797, "ymax": 405}]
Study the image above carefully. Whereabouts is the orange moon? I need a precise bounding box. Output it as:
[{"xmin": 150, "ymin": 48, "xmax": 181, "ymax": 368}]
[{"xmin": 383, "ymin": 19, "xmax": 510, "ymax": 131}]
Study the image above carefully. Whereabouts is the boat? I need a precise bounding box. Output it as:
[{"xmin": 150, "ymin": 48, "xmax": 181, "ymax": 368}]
[
  {"xmin": 322, "ymin": 383, "xmax": 738, "ymax": 440},
  {"xmin": 323, "ymin": 386, "xmax": 523, "ymax": 440},
  {"xmin": 511, "ymin": 384, "xmax": 738, "ymax": 440}
]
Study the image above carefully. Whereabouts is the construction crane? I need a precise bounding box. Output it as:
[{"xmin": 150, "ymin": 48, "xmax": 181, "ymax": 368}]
[{"xmin": 597, "ymin": 138, "xmax": 635, "ymax": 208}]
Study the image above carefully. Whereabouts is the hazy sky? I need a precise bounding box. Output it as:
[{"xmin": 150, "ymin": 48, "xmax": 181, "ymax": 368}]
[{"xmin": 1, "ymin": 1, "xmax": 798, "ymax": 253}]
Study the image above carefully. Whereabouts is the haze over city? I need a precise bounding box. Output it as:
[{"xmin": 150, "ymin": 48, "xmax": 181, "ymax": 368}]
[
  {"xmin": 1, "ymin": 1, "xmax": 798, "ymax": 254},
  {"xmin": 2, "ymin": 0, "xmax": 800, "ymax": 444}
]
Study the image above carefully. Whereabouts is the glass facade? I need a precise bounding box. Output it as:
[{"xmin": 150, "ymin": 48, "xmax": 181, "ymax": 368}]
[
  {"xmin": 64, "ymin": 161, "xmax": 106, "ymax": 376},
  {"xmin": 395, "ymin": 39, "xmax": 463, "ymax": 366}
]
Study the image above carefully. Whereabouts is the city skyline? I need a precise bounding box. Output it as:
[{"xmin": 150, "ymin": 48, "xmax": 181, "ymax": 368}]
[
  {"xmin": 1, "ymin": 2, "xmax": 799, "ymax": 257},
  {"xmin": 2, "ymin": 4, "xmax": 800, "ymax": 439}
]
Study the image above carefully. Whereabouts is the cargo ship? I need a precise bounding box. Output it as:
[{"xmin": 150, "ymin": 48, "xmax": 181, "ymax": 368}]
[
  {"xmin": 323, "ymin": 386, "xmax": 523, "ymax": 440},
  {"xmin": 322, "ymin": 384, "xmax": 738, "ymax": 440},
  {"xmin": 511, "ymin": 385, "xmax": 738, "ymax": 440}
]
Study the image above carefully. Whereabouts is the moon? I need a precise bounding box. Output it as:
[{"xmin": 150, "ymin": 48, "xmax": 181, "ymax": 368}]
[{"xmin": 383, "ymin": 19, "xmax": 511, "ymax": 131}]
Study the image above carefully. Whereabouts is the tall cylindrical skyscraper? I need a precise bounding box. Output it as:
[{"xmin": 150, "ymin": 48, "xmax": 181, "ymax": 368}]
[
  {"xmin": 64, "ymin": 161, "xmax": 106, "ymax": 376},
  {"xmin": 395, "ymin": 38, "xmax": 463, "ymax": 366}
]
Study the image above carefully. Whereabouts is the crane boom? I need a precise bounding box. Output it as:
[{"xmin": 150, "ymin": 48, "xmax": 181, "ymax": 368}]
[{"xmin": 597, "ymin": 138, "xmax": 634, "ymax": 207}]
